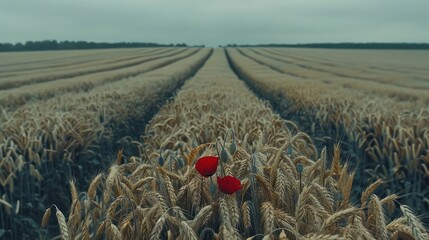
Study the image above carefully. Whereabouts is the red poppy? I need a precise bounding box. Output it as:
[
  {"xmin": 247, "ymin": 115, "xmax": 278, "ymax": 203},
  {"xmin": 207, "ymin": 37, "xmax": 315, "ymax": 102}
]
[
  {"xmin": 217, "ymin": 176, "xmax": 242, "ymax": 194},
  {"xmin": 195, "ymin": 156, "xmax": 219, "ymax": 177}
]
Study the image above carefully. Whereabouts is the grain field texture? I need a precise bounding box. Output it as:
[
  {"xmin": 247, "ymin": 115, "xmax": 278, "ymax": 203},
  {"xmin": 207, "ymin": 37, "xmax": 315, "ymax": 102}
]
[{"xmin": 0, "ymin": 47, "xmax": 427, "ymax": 239}]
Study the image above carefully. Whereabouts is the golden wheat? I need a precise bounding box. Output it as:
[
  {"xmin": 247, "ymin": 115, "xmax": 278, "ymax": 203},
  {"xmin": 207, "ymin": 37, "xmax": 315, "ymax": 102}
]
[{"xmin": 40, "ymin": 49, "xmax": 425, "ymax": 239}]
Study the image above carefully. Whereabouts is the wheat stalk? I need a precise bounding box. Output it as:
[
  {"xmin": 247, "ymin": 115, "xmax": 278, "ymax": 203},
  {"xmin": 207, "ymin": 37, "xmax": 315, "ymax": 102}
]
[
  {"xmin": 219, "ymin": 197, "xmax": 232, "ymax": 228},
  {"xmin": 226, "ymin": 194, "xmax": 240, "ymax": 228},
  {"xmin": 301, "ymin": 233, "xmax": 347, "ymax": 240},
  {"xmin": 41, "ymin": 207, "xmax": 52, "ymax": 228},
  {"xmin": 261, "ymin": 202, "xmax": 274, "ymax": 235},
  {"xmin": 179, "ymin": 221, "xmax": 198, "ymax": 240},
  {"xmin": 320, "ymin": 207, "xmax": 357, "ymax": 231},
  {"xmin": 361, "ymin": 179, "xmax": 383, "ymax": 208},
  {"xmin": 88, "ymin": 173, "xmax": 103, "ymax": 200},
  {"xmin": 367, "ymin": 195, "xmax": 387, "ymax": 239},
  {"xmin": 55, "ymin": 205, "xmax": 70, "ymax": 240},
  {"xmin": 191, "ymin": 204, "xmax": 213, "ymax": 231},
  {"xmin": 150, "ymin": 215, "xmax": 167, "ymax": 240},
  {"xmin": 400, "ymin": 205, "xmax": 429, "ymax": 240}
]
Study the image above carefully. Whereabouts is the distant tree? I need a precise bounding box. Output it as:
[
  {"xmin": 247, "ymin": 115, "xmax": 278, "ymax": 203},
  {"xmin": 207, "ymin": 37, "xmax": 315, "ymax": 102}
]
[
  {"xmin": 0, "ymin": 40, "xmax": 201, "ymax": 52},
  {"xmin": 24, "ymin": 41, "xmax": 36, "ymax": 50},
  {"xmin": 14, "ymin": 42, "xmax": 24, "ymax": 50},
  {"xmin": 228, "ymin": 42, "xmax": 429, "ymax": 50},
  {"xmin": 0, "ymin": 43, "xmax": 14, "ymax": 51}
]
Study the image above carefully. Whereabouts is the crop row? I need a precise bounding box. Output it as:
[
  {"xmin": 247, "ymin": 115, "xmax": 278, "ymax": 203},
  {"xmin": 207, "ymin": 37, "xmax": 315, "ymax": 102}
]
[
  {"xmin": 240, "ymin": 48, "xmax": 429, "ymax": 97},
  {"xmin": 263, "ymin": 48, "xmax": 429, "ymax": 77},
  {"xmin": 0, "ymin": 48, "xmax": 211, "ymax": 239},
  {"xmin": 44, "ymin": 49, "xmax": 427, "ymax": 239},
  {"xmin": 226, "ymin": 48, "xmax": 429, "ymax": 213},
  {"xmin": 0, "ymin": 48, "xmax": 200, "ymax": 110},
  {"xmin": 0, "ymin": 48, "xmax": 178, "ymax": 90},
  {"xmin": 0, "ymin": 48, "xmax": 161, "ymax": 72}
]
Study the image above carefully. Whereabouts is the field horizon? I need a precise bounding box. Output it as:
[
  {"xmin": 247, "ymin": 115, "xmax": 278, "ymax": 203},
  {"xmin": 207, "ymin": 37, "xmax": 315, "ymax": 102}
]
[{"xmin": 2, "ymin": 40, "xmax": 429, "ymax": 52}]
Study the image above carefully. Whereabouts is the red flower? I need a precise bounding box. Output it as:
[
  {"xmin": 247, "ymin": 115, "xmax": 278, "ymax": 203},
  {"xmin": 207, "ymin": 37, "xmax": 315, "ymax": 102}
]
[
  {"xmin": 217, "ymin": 176, "xmax": 242, "ymax": 194},
  {"xmin": 195, "ymin": 156, "xmax": 219, "ymax": 177}
]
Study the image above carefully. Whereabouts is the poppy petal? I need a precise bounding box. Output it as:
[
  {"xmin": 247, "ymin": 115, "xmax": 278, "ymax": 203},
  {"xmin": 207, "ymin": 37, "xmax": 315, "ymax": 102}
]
[
  {"xmin": 217, "ymin": 176, "xmax": 242, "ymax": 194},
  {"xmin": 195, "ymin": 156, "xmax": 219, "ymax": 177}
]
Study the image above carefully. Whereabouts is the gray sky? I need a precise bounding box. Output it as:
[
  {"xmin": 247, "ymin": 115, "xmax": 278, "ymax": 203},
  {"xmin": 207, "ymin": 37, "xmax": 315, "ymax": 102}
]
[{"xmin": 1, "ymin": 0, "xmax": 428, "ymax": 47}]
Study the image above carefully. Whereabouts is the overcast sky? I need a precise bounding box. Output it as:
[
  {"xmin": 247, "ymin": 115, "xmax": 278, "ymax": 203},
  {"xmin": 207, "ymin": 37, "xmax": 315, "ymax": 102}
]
[{"xmin": 1, "ymin": 0, "xmax": 428, "ymax": 47}]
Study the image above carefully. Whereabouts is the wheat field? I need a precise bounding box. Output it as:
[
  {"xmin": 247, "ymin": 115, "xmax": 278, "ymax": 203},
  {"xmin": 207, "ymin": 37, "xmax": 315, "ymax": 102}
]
[
  {"xmin": 227, "ymin": 48, "xmax": 429, "ymax": 212},
  {"xmin": 0, "ymin": 48, "xmax": 428, "ymax": 239}
]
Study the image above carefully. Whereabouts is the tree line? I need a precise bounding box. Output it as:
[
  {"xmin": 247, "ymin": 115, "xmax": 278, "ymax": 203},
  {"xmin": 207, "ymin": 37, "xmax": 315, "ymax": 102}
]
[
  {"xmin": 227, "ymin": 42, "xmax": 429, "ymax": 50},
  {"xmin": 0, "ymin": 40, "xmax": 192, "ymax": 51}
]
